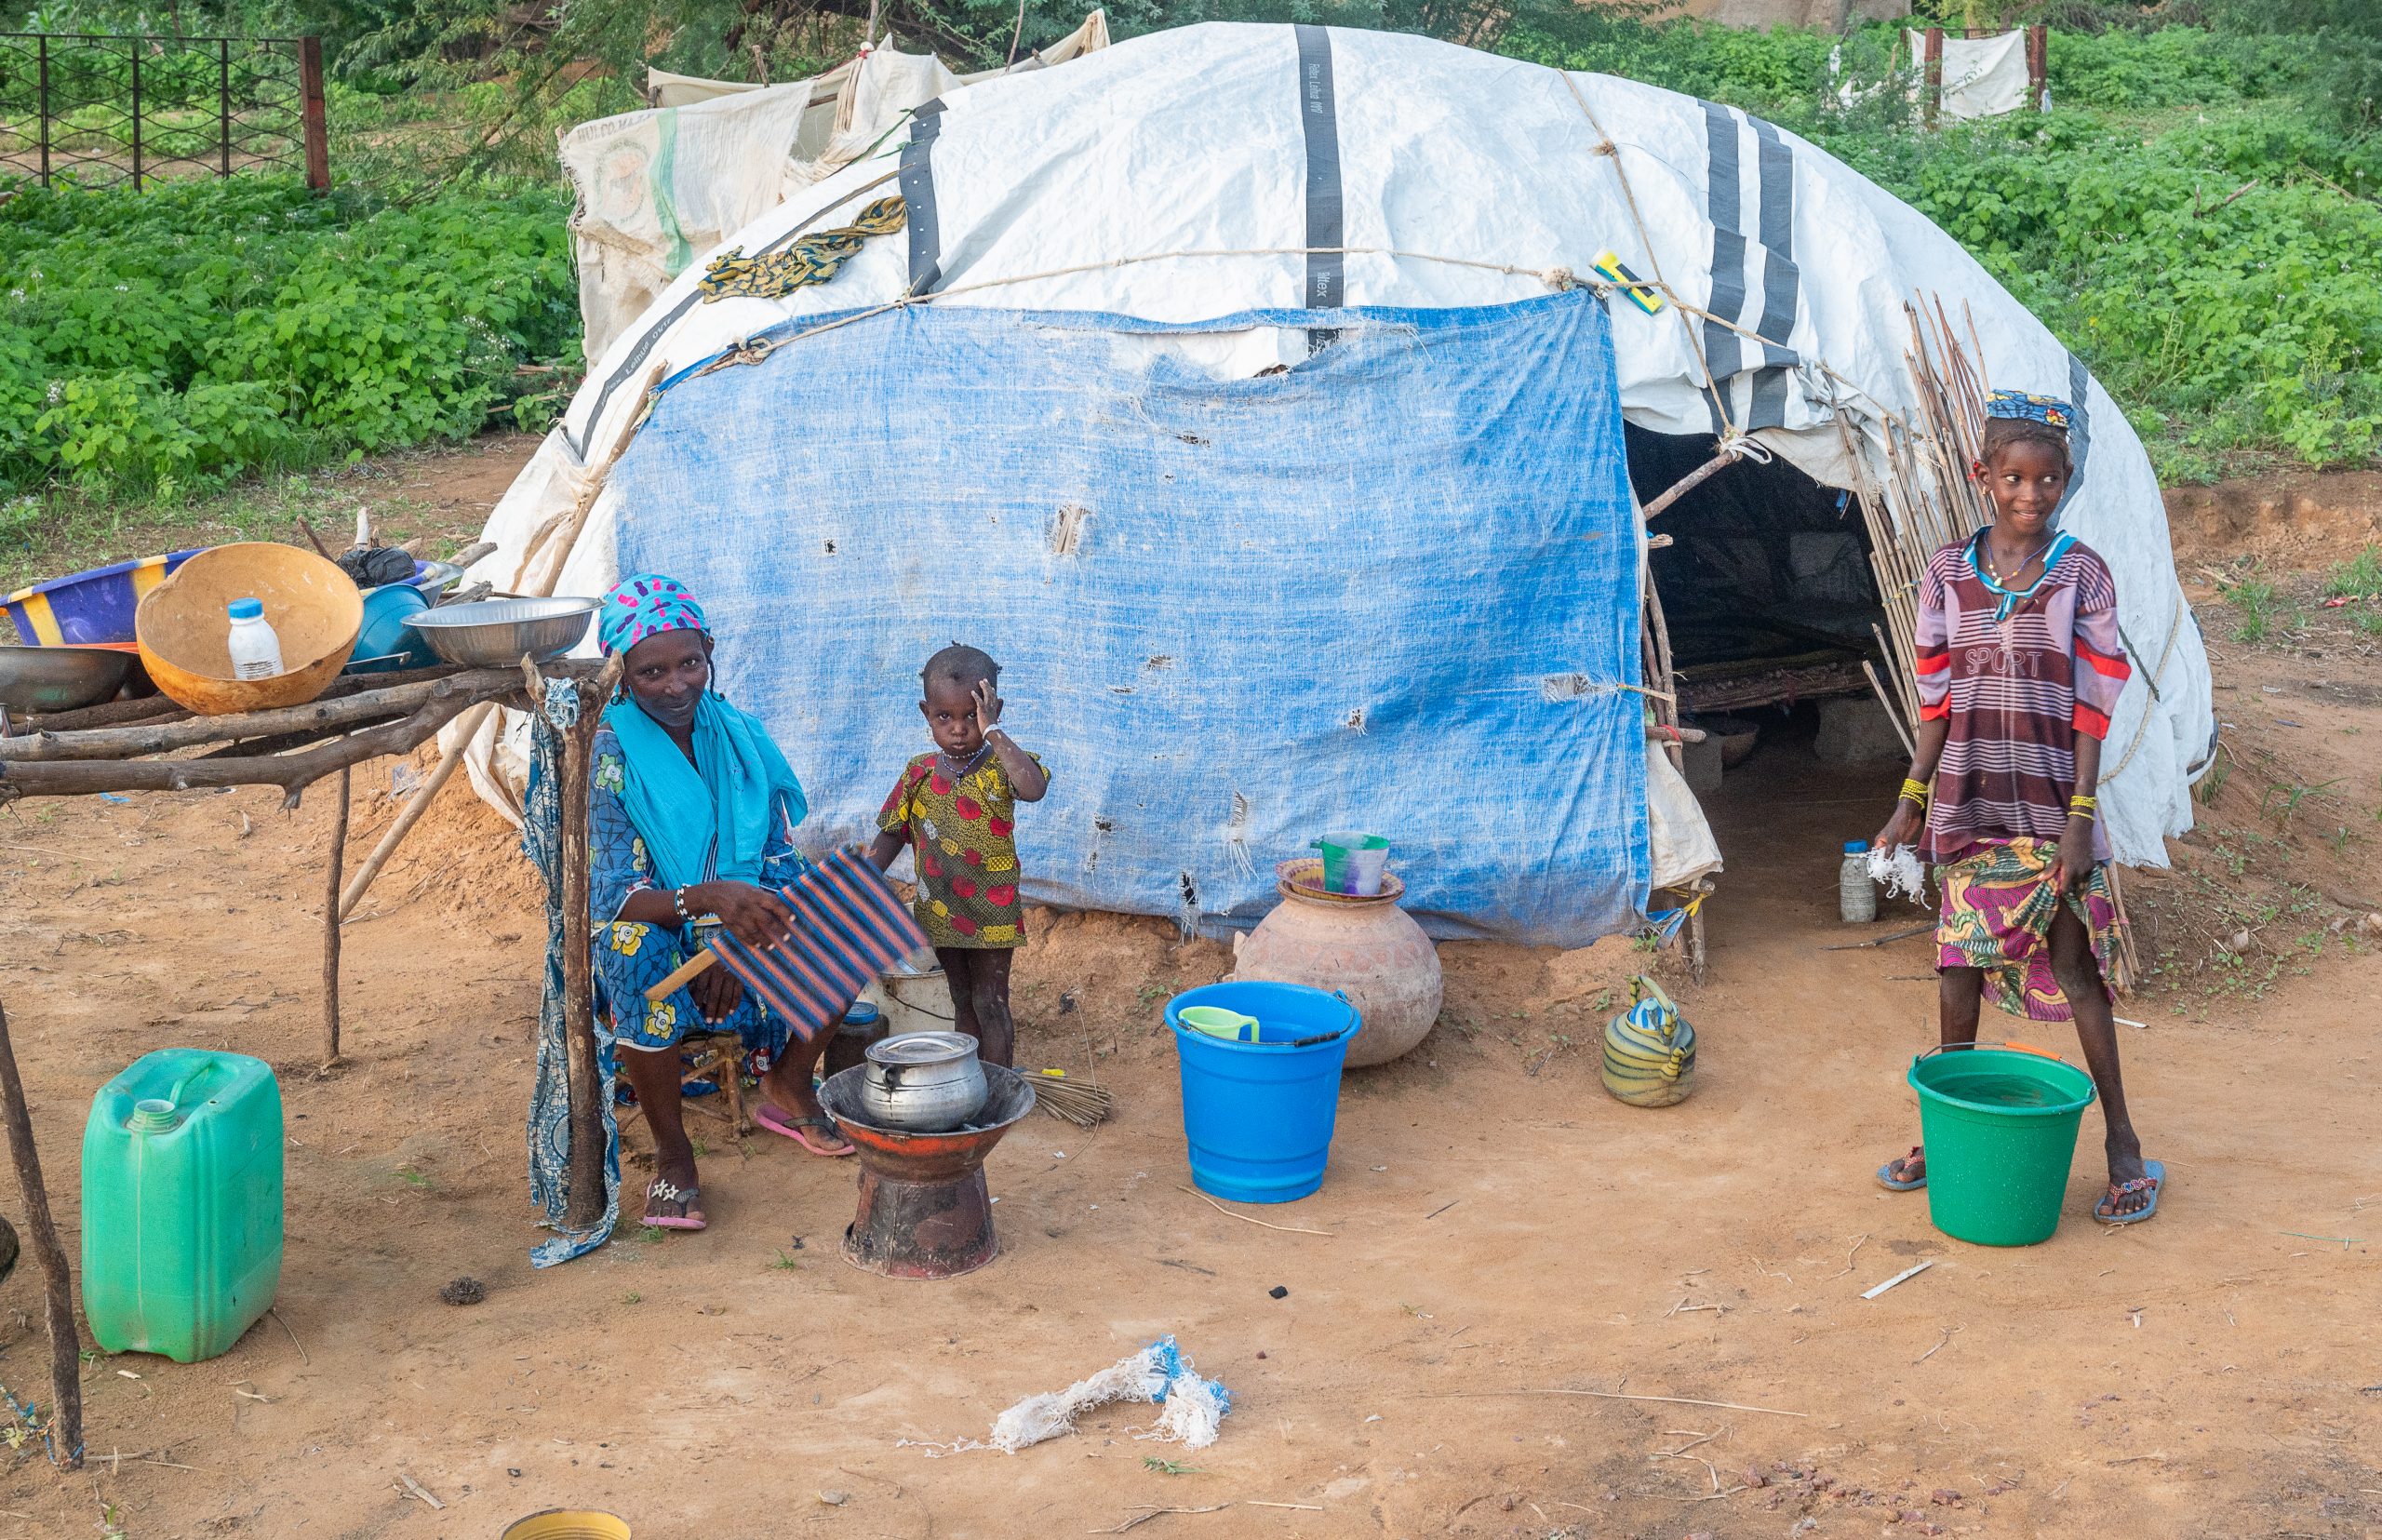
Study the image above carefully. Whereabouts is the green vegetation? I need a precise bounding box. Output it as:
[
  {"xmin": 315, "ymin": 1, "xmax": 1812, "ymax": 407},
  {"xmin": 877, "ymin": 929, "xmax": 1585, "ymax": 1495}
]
[
  {"xmin": 0, "ymin": 0, "xmax": 2373, "ymax": 507},
  {"xmin": 0, "ymin": 176, "xmax": 575, "ymax": 501}
]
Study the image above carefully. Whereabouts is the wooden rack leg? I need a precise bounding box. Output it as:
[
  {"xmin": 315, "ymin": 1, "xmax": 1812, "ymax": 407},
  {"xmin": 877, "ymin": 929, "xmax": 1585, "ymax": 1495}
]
[
  {"xmin": 0, "ymin": 998, "xmax": 82, "ymax": 1469},
  {"xmin": 559, "ymin": 690, "xmax": 606, "ymax": 1229},
  {"xmin": 321, "ymin": 768, "xmax": 350, "ymax": 1072}
]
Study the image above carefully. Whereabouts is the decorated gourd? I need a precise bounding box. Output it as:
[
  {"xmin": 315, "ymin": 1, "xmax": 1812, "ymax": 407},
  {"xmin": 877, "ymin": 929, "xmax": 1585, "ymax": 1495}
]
[{"xmin": 1601, "ymin": 975, "xmax": 1695, "ymax": 1107}]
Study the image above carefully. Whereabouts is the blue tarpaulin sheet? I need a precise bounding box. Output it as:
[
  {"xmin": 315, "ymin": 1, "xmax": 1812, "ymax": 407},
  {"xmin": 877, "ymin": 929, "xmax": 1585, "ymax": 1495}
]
[{"xmin": 608, "ymin": 288, "xmax": 1647, "ymax": 945}]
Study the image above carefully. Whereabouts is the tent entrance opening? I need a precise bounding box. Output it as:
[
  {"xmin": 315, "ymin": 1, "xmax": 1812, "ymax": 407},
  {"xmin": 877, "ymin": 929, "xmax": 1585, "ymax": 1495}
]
[{"xmin": 1626, "ymin": 425, "xmax": 1912, "ymax": 798}]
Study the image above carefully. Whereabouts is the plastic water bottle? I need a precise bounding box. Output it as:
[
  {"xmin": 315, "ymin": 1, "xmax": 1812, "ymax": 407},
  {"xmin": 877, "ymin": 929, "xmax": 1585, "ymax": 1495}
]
[
  {"xmin": 224, "ymin": 597, "xmax": 283, "ymax": 681},
  {"xmin": 1839, "ymin": 840, "xmax": 1878, "ymax": 923}
]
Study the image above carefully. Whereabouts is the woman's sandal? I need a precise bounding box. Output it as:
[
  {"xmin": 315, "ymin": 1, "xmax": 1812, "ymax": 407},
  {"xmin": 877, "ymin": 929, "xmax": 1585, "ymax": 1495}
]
[
  {"xmin": 643, "ymin": 1177, "xmax": 706, "ymax": 1231},
  {"xmin": 2092, "ymin": 1159, "xmax": 2163, "ymax": 1225},
  {"xmin": 754, "ymin": 1103, "xmax": 856, "ymax": 1157},
  {"xmin": 1877, "ymin": 1145, "xmax": 1928, "ymax": 1191}
]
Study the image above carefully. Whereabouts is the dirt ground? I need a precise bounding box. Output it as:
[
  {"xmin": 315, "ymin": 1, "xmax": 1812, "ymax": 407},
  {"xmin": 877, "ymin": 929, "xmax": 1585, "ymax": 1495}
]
[{"xmin": 0, "ymin": 447, "xmax": 2376, "ymax": 1539}]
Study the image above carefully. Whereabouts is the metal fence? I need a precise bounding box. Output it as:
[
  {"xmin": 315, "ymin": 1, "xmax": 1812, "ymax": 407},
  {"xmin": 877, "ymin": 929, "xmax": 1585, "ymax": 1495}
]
[{"xmin": 0, "ymin": 32, "xmax": 328, "ymax": 192}]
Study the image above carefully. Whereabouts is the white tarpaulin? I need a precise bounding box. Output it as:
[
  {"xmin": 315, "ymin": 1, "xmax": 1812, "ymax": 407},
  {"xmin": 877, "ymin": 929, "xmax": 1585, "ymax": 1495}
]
[
  {"xmin": 565, "ymin": 17, "xmax": 1111, "ymax": 359},
  {"xmin": 1910, "ymin": 29, "xmax": 2037, "ymax": 121},
  {"xmin": 469, "ymin": 21, "xmax": 2211, "ymax": 880}
]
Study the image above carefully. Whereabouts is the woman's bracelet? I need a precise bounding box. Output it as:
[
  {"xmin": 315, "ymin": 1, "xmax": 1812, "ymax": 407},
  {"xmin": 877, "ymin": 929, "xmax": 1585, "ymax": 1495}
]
[
  {"xmin": 672, "ymin": 885, "xmax": 693, "ymax": 922},
  {"xmin": 1897, "ymin": 777, "xmax": 1930, "ymax": 809},
  {"xmin": 2068, "ymin": 794, "xmax": 2098, "ymax": 821}
]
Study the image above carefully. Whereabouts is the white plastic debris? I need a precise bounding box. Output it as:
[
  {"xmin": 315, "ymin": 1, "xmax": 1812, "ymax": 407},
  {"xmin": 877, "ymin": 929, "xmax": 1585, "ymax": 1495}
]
[
  {"xmin": 989, "ymin": 1335, "xmax": 1232, "ymax": 1453},
  {"xmin": 1867, "ymin": 843, "xmax": 1928, "ymax": 905}
]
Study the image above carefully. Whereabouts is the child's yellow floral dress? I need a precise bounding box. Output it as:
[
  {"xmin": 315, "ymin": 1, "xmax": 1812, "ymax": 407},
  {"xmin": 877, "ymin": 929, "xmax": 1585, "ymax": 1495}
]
[{"xmin": 876, "ymin": 749, "xmax": 1045, "ymax": 947}]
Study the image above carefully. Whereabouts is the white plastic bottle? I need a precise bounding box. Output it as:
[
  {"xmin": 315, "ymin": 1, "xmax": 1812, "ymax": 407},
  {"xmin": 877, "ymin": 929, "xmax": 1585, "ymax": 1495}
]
[
  {"xmin": 224, "ymin": 597, "xmax": 284, "ymax": 681},
  {"xmin": 1838, "ymin": 839, "xmax": 1878, "ymax": 924}
]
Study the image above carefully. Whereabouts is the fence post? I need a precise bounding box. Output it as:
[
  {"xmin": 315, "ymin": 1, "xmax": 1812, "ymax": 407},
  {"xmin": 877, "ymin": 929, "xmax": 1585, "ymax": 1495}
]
[
  {"xmin": 35, "ymin": 34, "xmax": 48, "ymax": 189},
  {"xmin": 299, "ymin": 36, "xmax": 329, "ymax": 193},
  {"xmin": 1922, "ymin": 25, "xmax": 1944, "ymax": 129},
  {"xmin": 220, "ymin": 38, "xmax": 233, "ymax": 177},
  {"xmin": 2026, "ymin": 24, "xmax": 2049, "ymax": 112},
  {"xmin": 129, "ymin": 40, "xmax": 143, "ymax": 190}
]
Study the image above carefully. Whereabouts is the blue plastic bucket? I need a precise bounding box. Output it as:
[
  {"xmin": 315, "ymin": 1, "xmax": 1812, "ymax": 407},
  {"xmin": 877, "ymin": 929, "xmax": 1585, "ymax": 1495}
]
[{"xmin": 1166, "ymin": 981, "xmax": 1361, "ymax": 1204}]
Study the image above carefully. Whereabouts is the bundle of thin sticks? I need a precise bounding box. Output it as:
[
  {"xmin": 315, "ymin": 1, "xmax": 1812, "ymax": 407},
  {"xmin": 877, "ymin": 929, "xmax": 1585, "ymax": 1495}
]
[
  {"xmin": 1015, "ymin": 1067, "xmax": 1114, "ymax": 1127},
  {"xmin": 1832, "ymin": 296, "xmax": 1997, "ymax": 754}
]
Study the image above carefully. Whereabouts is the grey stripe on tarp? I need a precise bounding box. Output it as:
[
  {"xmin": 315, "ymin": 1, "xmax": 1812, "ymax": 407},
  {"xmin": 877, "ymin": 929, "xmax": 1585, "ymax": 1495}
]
[
  {"xmin": 899, "ymin": 99, "xmax": 947, "ymax": 297},
  {"xmin": 2055, "ymin": 352, "xmax": 2094, "ymax": 519},
  {"xmin": 1746, "ymin": 117, "xmax": 1803, "ymax": 432},
  {"xmin": 568, "ymin": 176, "xmax": 903, "ymax": 459},
  {"xmin": 1701, "ymin": 100, "xmax": 1747, "ymax": 434},
  {"xmin": 1294, "ymin": 24, "xmax": 1345, "ymax": 328}
]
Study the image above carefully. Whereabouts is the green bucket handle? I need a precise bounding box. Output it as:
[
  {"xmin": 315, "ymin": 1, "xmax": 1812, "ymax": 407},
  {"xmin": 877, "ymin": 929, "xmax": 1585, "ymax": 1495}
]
[{"xmin": 1911, "ymin": 1039, "xmax": 2068, "ymax": 1070}]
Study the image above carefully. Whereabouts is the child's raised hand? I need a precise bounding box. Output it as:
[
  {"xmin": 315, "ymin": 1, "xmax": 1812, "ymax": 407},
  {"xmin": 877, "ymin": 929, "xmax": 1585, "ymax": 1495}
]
[{"xmin": 972, "ymin": 676, "xmax": 1004, "ymax": 732}]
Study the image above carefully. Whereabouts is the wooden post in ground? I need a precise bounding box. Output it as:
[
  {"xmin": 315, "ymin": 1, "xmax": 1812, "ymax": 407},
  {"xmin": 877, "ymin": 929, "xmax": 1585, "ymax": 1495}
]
[
  {"xmin": 2026, "ymin": 24, "xmax": 2049, "ymax": 112},
  {"xmin": 559, "ymin": 679, "xmax": 607, "ymax": 1228},
  {"xmin": 0, "ymin": 999, "xmax": 82, "ymax": 1470},
  {"xmin": 298, "ymin": 37, "xmax": 329, "ymax": 193},
  {"xmin": 321, "ymin": 767, "xmax": 350, "ymax": 1070},
  {"xmin": 1923, "ymin": 27, "xmax": 1945, "ymax": 128}
]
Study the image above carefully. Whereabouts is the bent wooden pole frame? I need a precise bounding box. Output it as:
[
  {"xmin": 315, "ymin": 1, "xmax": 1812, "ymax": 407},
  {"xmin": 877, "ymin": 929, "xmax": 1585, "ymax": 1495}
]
[
  {"xmin": 338, "ymin": 702, "xmax": 495, "ymax": 920},
  {"xmin": 322, "ymin": 767, "xmax": 351, "ymax": 1070},
  {"xmin": 0, "ymin": 998, "xmax": 82, "ymax": 1469},
  {"xmin": 1640, "ymin": 447, "xmax": 1740, "ymax": 521}
]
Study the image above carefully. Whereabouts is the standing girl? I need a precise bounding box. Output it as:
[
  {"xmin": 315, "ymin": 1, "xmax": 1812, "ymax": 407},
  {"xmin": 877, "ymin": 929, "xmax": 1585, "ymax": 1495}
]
[
  {"xmin": 870, "ymin": 644, "xmax": 1050, "ymax": 1068},
  {"xmin": 1872, "ymin": 391, "xmax": 2161, "ymax": 1224}
]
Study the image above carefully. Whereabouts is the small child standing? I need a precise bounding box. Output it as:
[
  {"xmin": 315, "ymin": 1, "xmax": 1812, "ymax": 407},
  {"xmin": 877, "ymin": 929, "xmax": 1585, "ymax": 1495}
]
[{"xmin": 869, "ymin": 644, "xmax": 1050, "ymax": 1068}]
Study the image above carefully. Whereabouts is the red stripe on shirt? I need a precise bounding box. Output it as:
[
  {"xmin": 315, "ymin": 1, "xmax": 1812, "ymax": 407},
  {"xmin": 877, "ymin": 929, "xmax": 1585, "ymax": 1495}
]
[
  {"xmin": 1914, "ymin": 648, "xmax": 1950, "ymax": 676},
  {"xmin": 1919, "ymin": 699, "xmax": 1950, "ymax": 722},
  {"xmin": 2076, "ymin": 639, "xmax": 2132, "ymax": 679},
  {"xmin": 2071, "ymin": 703, "xmax": 2111, "ymax": 740}
]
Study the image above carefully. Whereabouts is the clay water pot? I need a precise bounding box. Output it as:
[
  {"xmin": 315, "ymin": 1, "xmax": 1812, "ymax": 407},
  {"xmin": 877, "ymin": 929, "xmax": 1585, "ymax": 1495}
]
[{"xmin": 1232, "ymin": 859, "xmax": 1443, "ymax": 1069}]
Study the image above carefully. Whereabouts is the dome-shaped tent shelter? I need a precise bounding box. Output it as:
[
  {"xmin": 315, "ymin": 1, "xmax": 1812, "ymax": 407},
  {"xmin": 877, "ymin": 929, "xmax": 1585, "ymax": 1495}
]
[{"xmin": 462, "ymin": 21, "xmax": 2213, "ymax": 950}]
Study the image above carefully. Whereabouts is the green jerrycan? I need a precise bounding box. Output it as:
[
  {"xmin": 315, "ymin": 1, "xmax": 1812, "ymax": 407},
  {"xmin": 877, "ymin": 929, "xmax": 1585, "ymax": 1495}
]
[{"xmin": 81, "ymin": 1050, "xmax": 283, "ymax": 1363}]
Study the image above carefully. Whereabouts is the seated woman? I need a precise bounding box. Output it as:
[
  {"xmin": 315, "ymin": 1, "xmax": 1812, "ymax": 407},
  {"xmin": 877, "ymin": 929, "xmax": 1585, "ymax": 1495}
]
[{"xmin": 588, "ymin": 574, "xmax": 855, "ymax": 1233}]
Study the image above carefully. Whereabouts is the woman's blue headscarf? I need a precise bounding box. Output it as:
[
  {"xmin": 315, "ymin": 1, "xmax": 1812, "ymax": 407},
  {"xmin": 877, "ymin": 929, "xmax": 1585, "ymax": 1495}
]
[{"xmin": 597, "ymin": 574, "xmax": 806, "ymax": 892}]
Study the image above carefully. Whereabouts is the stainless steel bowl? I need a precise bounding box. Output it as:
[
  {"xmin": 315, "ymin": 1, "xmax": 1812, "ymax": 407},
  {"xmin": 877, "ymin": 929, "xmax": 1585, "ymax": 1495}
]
[
  {"xmin": 0, "ymin": 645, "xmax": 136, "ymax": 714},
  {"xmin": 409, "ymin": 559, "xmax": 467, "ymax": 600},
  {"xmin": 401, "ymin": 597, "xmax": 597, "ymax": 668}
]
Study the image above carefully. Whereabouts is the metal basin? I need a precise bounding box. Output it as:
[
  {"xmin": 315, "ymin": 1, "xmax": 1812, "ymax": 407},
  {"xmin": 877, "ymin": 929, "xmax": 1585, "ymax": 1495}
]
[
  {"xmin": 402, "ymin": 597, "xmax": 597, "ymax": 668},
  {"xmin": 0, "ymin": 644, "xmax": 136, "ymax": 714}
]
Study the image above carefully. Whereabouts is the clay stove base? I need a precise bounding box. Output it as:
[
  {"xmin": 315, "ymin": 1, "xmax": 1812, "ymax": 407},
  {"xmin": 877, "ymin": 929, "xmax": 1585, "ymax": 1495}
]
[{"xmin": 819, "ymin": 1065, "xmax": 1035, "ymax": 1281}]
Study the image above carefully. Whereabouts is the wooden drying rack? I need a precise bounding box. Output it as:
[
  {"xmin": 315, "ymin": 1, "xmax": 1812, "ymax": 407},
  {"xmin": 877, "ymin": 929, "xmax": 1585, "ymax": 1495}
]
[{"xmin": 0, "ymin": 651, "xmax": 618, "ymax": 1469}]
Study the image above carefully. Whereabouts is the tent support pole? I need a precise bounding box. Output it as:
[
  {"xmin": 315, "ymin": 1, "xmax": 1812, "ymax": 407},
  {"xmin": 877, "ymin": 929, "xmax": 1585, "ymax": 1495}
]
[{"xmin": 1641, "ymin": 448, "xmax": 1740, "ymax": 521}]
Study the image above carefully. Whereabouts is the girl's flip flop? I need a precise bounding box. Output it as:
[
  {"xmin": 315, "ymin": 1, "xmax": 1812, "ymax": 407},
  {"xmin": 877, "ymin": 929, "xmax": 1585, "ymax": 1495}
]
[
  {"xmin": 755, "ymin": 1103, "xmax": 856, "ymax": 1157},
  {"xmin": 643, "ymin": 1178, "xmax": 705, "ymax": 1231},
  {"xmin": 1877, "ymin": 1145, "xmax": 1928, "ymax": 1191},
  {"xmin": 2093, "ymin": 1159, "xmax": 2164, "ymax": 1225}
]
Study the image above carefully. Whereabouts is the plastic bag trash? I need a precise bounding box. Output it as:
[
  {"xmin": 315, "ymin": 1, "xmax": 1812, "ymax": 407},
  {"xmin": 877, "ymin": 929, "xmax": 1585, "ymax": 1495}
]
[
  {"xmin": 989, "ymin": 1335, "xmax": 1231, "ymax": 1453},
  {"xmin": 1867, "ymin": 844, "xmax": 1928, "ymax": 905}
]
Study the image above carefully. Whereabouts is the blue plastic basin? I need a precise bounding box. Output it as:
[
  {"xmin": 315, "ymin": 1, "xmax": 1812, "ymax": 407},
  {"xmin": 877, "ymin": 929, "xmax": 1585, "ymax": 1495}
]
[{"xmin": 1165, "ymin": 981, "xmax": 1361, "ymax": 1204}]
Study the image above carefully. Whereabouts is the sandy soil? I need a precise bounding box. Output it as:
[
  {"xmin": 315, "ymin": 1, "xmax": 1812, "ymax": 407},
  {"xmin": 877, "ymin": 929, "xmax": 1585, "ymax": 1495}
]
[{"xmin": 0, "ymin": 456, "xmax": 2376, "ymax": 1539}]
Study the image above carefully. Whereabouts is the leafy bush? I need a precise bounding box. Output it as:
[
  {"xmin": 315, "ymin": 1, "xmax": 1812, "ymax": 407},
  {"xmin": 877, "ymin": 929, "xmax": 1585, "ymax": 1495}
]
[
  {"xmin": 0, "ymin": 176, "xmax": 576, "ymax": 497},
  {"xmin": 1815, "ymin": 108, "xmax": 2382, "ymax": 475}
]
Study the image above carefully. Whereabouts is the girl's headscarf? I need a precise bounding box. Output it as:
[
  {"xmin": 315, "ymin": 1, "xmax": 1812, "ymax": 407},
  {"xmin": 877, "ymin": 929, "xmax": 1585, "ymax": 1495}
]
[
  {"xmin": 595, "ymin": 574, "xmax": 806, "ymax": 892},
  {"xmin": 1985, "ymin": 390, "xmax": 2074, "ymax": 430},
  {"xmin": 598, "ymin": 573, "xmax": 708, "ymax": 657}
]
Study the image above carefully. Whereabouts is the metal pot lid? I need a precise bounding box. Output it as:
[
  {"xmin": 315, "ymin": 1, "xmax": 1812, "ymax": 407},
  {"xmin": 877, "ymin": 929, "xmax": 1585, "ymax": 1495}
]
[{"xmin": 866, "ymin": 1031, "xmax": 979, "ymax": 1066}]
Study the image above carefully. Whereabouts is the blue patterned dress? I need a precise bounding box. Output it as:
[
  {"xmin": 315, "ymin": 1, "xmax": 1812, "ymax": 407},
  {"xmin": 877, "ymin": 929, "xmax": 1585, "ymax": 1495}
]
[{"xmin": 589, "ymin": 724, "xmax": 811, "ymax": 1064}]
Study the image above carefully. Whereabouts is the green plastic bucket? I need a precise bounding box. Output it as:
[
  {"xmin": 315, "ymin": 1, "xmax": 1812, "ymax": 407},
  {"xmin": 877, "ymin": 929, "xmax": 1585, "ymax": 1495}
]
[{"xmin": 1907, "ymin": 1042, "xmax": 2095, "ymax": 1247}]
